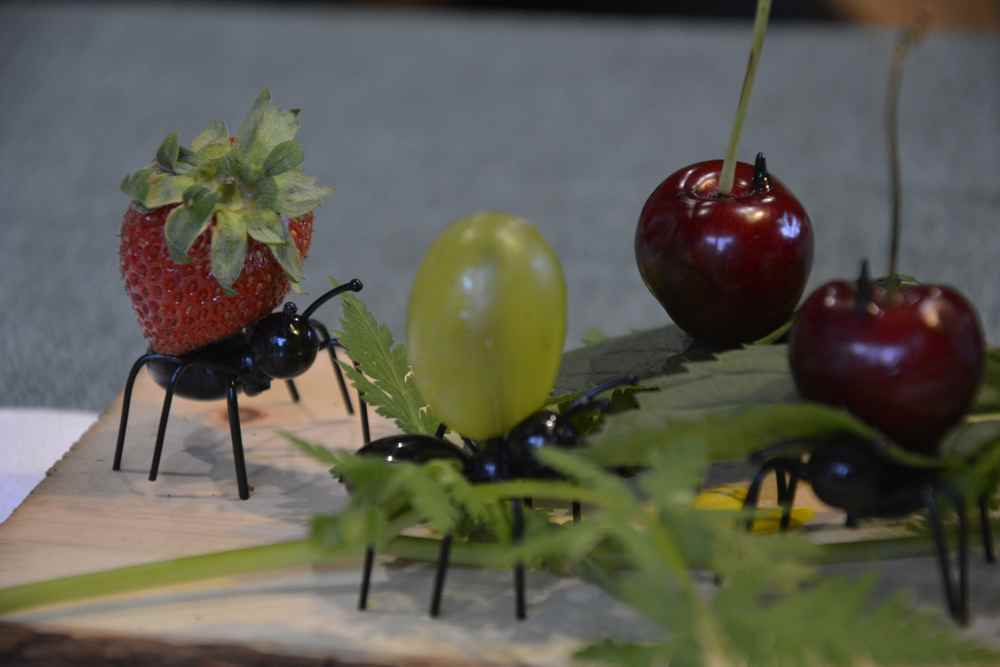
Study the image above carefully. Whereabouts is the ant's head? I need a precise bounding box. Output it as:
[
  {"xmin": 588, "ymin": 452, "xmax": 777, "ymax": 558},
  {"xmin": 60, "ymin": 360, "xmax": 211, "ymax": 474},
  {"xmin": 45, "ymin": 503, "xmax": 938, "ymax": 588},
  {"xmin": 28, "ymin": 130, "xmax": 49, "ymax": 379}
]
[
  {"xmin": 250, "ymin": 278, "xmax": 364, "ymax": 380},
  {"xmin": 250, "ymin": 302, "xmax": 319, "ymax": 379}
]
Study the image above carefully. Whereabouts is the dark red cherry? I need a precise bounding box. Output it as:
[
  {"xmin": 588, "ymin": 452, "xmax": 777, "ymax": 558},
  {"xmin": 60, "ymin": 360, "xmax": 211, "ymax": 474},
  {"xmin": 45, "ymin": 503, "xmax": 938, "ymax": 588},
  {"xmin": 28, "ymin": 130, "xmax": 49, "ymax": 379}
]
[
  {"xmin": 635, "ymin": 154, "xmax": 813, "ymax": 346},
  {"xmin": 789, "ymin": 264, "xmax": 985, "ymax": 454}
]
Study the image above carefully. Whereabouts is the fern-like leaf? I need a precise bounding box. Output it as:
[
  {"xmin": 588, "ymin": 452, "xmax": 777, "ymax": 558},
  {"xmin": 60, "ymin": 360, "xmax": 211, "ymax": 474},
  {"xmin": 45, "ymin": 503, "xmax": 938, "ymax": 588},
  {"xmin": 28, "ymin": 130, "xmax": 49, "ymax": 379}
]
[{"xmin": 332, "ymin": 280, "xmax": 439, "ymax": 435}]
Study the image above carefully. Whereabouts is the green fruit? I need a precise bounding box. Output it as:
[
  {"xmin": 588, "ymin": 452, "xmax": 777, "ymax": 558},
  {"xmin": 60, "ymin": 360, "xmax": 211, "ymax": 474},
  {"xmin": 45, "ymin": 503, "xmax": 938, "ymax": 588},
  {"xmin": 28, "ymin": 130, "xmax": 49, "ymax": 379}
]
[{"xmin": 407, "ymin": 212, "xmax": 567, "ymax": 441}]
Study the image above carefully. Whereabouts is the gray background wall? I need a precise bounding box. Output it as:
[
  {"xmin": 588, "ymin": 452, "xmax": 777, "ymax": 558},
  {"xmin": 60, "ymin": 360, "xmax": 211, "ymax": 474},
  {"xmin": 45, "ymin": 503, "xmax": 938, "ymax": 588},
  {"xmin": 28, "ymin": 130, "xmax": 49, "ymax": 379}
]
[{"xmin": 1, "ymin": 2, "xmax": 997, "ymax": 411}]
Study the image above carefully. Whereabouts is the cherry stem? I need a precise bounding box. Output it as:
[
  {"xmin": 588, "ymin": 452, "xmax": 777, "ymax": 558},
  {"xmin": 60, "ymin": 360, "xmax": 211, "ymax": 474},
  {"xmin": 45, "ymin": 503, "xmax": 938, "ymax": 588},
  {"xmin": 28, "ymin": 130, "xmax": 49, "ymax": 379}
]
[
  {"xmin": 886, "ymin": 19, "xmax": 928, "ymax": 278},
  {"xmin": 718, "ymin": 0, "xmax": 772, "ymax": 196},
  {"xmin": 856, "ymin": 260, "xmax": 873, "ymax": 314}
]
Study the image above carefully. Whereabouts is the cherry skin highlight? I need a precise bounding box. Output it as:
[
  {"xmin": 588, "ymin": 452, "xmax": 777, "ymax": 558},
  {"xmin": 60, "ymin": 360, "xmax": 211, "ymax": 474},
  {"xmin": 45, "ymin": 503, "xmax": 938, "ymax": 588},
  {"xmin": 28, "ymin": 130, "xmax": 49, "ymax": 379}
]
[
  {"xmin": 789, "ymin": 274, "xmax": 985, "ymax": 454},
  {"xmin": 635, "ymin": 155, "xmax": 813, "ymax": 346}
]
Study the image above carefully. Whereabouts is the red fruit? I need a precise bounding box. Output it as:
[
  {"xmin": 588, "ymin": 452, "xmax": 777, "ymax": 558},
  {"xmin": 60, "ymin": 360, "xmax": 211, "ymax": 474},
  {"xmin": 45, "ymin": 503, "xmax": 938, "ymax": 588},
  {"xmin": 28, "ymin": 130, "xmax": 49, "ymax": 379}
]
[
  {"xmin": 117, "ymin": 89, "xmax": 332, "ymax": 356},
  {"xmin": 120, "ymin": 205, "xmax": 313, "ymax": 355},
  {"xmin": 635, "ymin": 155, "xmax": 813, "ymax": 346},
  {"xmin": 789, "ymin": 271, "xmax": 985, "ymax": 453}
]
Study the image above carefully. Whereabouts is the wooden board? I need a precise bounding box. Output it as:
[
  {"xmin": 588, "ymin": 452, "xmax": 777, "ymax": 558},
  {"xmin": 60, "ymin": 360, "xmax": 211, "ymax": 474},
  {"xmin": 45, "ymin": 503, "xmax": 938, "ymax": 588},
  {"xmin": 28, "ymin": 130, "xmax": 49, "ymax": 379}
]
[
  {"xmin": 3, "ymin": 330, "xmax": 995, "ymax": 664},
  {"xmin": 0, "ymin": 358, "xmax": 658, "ymax": 666}
]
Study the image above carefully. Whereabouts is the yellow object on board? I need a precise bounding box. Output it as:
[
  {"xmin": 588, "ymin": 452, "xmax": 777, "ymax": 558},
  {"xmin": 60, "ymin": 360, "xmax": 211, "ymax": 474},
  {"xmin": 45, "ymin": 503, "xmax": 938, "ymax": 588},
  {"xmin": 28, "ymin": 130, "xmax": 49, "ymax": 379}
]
[
  {"xmin": 407, "ymin": 212, "xmax": 567, "ymax": 441},
  {"xmin": 694, "ymin": 482, "xmax": 815, "ymax": 534}
]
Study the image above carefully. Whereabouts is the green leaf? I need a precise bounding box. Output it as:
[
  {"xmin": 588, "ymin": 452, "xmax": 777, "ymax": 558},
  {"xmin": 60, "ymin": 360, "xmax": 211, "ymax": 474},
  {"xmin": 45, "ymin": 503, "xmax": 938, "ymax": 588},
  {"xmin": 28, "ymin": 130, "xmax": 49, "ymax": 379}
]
[
  {"xmin": 120, "ymin": 167, "xmax": 153, "ymax": 203},
  {"xmin": 197, "ymin": 140, "xmax": 232, "ymax": 163},
  {"xmin": 191, "ymin": 120, "xmax": 229, "ymax": 151},
  {"xmin": 972, "ymin": 348, "xmax": 1000, "ymax": 415},
  {"xmin": 273, "ymin": 169, "xmax": 333, "ymax": 217},
  {"xmin": 266, "ymin": 222, "xmax": 304, "ymax": 285},
  {"xmin": 262, "ymin": 140, "xmax": 304, "ymax": 176},
  {"xmin": 144, "ymin": 172, "xmax": 196, "ymax": 208},
  {"xmin": 155, "ymin": 132, "xmax": 180, "ymax": 172},
  {"xmin": 256, "ymin": 176, "xmax": 279, "ymax": 212},
  {"xmin": 210, "ymin": 209, "xmax": 248, "ymax": 291},
  {"xmin": 245, "ymin": 209, "xmax": 284, "ymax": 244},
  {"xmin": 334, "ymin": 283, "xmax": 440, "ymax": 435},
  {"xmin": 581, "ymin": 327, "xmax": 609, "ymax": 346},
  {"xmin": 236, "ymin": 88, "xmax": 301, "ymax": 168}
]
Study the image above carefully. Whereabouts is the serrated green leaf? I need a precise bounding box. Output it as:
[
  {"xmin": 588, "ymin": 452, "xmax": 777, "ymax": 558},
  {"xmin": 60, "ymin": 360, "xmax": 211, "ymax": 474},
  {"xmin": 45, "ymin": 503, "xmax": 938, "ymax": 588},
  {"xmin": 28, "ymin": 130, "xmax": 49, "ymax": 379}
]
[
  {"xmin": 143, "ymin": 172, "xmax": 196, "ymax": 208},
  {"xmin": 334, "ymin": 283, "xmax": 440, "ymax": 435},
  {"xmin": 266, "ymin": 222, "xmax": 304, "ymax": 285},
  {"xmin": 262, "ymin": 140, "xmax": 304, "ymax": 176},
  {"xmin": 155, "ymin": 132, "xmax": 180, "ymax": 172},
  {"xmin": 273, "ymin": 169, "xmax": 333, "ymax": 217},
  {"xmin": 182, "ymin": 185, "xmax": 211, "ymax": 207},
  {"xmin": 177, "ymin": 146, "xmax": 198, "ymax": 166},
  {"xmin": 245, "ymin": 209, "xmax": 284, "ymax": 244},
  {"xmin": 191, "ymin": 120, "xmax": 229, "ymax": 151},
  {"xmin": 211, "ymin": 209, "xmax": 248, "ymax": 291}
]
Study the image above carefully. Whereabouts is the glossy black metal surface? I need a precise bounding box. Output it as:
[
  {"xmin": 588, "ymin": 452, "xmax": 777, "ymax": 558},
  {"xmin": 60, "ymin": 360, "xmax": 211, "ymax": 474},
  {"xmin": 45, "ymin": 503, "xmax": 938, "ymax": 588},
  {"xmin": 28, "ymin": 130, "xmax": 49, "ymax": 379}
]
[
  {"xmin": 112, "ymin": 279, "xmax": 364, "ymax": 500},
  {"xmin": 744, "ymin": 436, "xmax": 994, "ymax": 625}
]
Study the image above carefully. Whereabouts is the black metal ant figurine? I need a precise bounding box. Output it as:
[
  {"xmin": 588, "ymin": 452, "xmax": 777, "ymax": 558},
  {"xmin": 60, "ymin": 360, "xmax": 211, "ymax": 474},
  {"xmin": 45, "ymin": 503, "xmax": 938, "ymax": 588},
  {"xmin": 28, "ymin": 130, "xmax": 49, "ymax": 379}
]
[
  {"xmin": 743, "ymin": 435, "xmax": 995, "ymax": 625},
  {"xmin": 349, "ymin": 375, "xmax": 638, "ymax": 620},
  {"xmin": 112, "ymin": 279, "xmax": 364, "ymax": 500}
]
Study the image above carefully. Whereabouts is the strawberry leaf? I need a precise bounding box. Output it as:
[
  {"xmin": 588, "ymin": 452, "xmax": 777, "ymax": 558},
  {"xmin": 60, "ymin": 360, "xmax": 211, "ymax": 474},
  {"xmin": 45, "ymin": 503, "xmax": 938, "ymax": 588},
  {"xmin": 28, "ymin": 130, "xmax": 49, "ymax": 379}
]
[
  {"xmin": 120, "ymin": 167, "xmax": 153, "ymax": 203},
  {"xmin": 245, "ymin": 209, "xmax": 284, "ymax": 244},
  {"xmin": 262, "ymin": 140, "xmax": 304, "ymax": 177},
  {"xmin": 265, "ymin": 221, "xmax": 304, "ymax": 285},
  {"xmin": 164, "ymin": 197, "xmax": 216, "ymax": 265},
  {"xmin": 274, "ymin": 170, "xmax": 334, "ymax": 218},
  {"xmin": 144, "ymin": 173, "xmax": 195, "ymax": 208},
  {"xmin": 237, "ymin": 88, "xmax": 301, "ymax": 168},
  {"xmin": 211, "ymin": 209, "xmax": 248, "ymax": 291},
  {"xmin": 191, "ymin": 120, "xmax": 228, "ymax": 151},
  {"xmin": 155, "ymin": 132, "xmax": 180, "ymax": 173}
]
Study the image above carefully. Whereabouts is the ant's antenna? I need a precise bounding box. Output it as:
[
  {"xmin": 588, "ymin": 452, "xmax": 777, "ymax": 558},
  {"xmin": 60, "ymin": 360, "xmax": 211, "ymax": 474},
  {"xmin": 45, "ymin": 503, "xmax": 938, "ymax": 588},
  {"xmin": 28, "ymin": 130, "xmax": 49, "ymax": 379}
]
[
  {"xmin": 565, "ymin": 375, "xmax": 639, "ymax": 413},
  {"xmin": 301, "ymin": 279, "xmax": 364, "ymax": 320}
]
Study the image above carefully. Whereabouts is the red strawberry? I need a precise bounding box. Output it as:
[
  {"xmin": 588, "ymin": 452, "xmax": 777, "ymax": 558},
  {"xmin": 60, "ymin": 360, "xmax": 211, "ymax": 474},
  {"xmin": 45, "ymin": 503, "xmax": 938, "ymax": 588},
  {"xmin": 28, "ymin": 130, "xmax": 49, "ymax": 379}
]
[{"xmin": 118, "ymin": 90, "xmax": 332, "ymax": 355}]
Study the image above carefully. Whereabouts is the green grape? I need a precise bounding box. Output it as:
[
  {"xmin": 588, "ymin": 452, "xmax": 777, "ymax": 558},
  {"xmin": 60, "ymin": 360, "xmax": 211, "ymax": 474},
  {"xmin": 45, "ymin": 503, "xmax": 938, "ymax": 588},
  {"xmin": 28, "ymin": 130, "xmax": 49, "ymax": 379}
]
[{"xmin": 407, "ymin": 212, "xmax": 567, "ymax": 441}]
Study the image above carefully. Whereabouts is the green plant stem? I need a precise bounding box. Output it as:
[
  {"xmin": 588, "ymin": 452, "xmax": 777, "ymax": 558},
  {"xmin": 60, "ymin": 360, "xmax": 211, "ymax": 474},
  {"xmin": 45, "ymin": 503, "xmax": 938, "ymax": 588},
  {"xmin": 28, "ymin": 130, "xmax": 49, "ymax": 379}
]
[
  {"xmin": 718, "ymin": 0, "xmax": 772, "ymax": 196},
  {"xmin": 885, "ymin": 21, "xmax": 927, "ymax": 277},
  {"xmin": 2, "ymin": 513, "xmax": 991, "ymax": 618}
]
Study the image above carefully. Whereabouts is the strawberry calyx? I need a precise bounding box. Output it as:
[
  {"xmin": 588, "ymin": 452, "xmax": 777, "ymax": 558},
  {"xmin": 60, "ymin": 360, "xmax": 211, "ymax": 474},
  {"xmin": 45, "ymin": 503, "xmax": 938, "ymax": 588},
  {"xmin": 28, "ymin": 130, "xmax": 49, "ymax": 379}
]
[{"xmin": 119, "ymin": 89, "xmax": 332, "ymax": 293}]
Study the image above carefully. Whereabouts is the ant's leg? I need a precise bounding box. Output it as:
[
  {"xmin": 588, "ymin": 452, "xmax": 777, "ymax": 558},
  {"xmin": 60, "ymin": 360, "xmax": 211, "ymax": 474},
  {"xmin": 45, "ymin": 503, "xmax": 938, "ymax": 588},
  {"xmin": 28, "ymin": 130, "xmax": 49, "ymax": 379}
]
[
  {"xmin": 435, "ymin": 423, "xmax": 448, "ymax": 438},
  {"xmin": 776, "ymin": 462, "xmax": 799, "ymax": 532},
  {"xmin": 148, "ymin": 364, "xmax": 188, "ymax": 482},
  {"xmin": 114, "ymin": 352, "xmax": 164, "ymax": 471},
  {"xmin": 742, "ymin": 463, "xmax": 773, "ymax": 531},
  {"xmin": 359, "ymin": 546, "xmax": 375, "ymax": 611},
  {"xmin": 572, "ymin": 501, "xmax": 582, "ymax": 523},
  {"xmin": 429, "ymin": 534, "xmax": 453, "ymax": 617},
  {"xmin": 226, "ymin": 383, "xmax": 251, "ymax": 500},
  {"xmin": 285, "ymin": 379, "xmax": 301, "ymax": 403},
  {"xmin": 924, "ymin": 484, "xmax": 970, "ymax": 625},
  {"xmin": 512, "ymin": 498, "xmax": 526, "ymax": 620},
  {"xmin": 311, "ymin": 320, "xmax": 354, "ymax": 415},
  {"xmin": 979, "ymin": 495, "xmax": 995, "ymax": 564}
]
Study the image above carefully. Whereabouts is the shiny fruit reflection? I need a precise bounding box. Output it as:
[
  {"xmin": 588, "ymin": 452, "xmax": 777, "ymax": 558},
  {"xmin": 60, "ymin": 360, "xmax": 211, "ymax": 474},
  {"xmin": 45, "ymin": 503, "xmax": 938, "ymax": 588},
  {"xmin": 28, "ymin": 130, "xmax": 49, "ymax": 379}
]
[
  {"xmin": 635, "ymin": 154, "xmax": 813, "ymax": 345},
  {"xmin": 407, "ymin": 212, "xmax": 567, "ymax": 441},
  {"xmin": 789, "ymin": 264, "xmax": 985, "ymax": 453}
]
